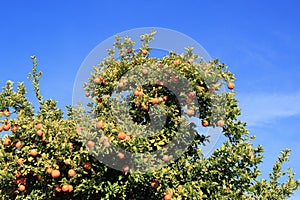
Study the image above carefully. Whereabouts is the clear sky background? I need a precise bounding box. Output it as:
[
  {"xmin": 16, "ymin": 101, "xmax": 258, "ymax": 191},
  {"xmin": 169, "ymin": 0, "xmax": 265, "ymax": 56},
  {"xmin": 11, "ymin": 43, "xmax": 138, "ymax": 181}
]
[{"xmin": 0, "ymin": 0, "xmax": 299, "ymax": 198}]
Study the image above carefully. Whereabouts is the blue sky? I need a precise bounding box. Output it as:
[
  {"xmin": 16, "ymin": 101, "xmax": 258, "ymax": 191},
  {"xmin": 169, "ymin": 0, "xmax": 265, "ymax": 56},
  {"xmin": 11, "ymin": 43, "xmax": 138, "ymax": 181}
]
[{"xmin": 1, "ymin": 0, "xmax": 300, "ymax": 198}]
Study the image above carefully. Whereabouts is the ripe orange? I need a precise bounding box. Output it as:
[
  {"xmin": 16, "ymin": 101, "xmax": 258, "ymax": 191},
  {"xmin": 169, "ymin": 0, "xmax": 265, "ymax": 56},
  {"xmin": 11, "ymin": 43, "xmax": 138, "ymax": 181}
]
[
  {"xmin": 86, "ymin": 140, "xmax": 95, "ymax": 148},
  {"xmin": 55, "ymin": 186, "xmax": 62, "ymax": 193},
  {"xmin": 142, "ymin": 49, "xmax": 148, "ymax": 55},
  {"xmin": 117, "ymin": 132, "xmax": 127, "ymax": 140},
  {"xmin": 117, "ymin": 152, "xmax": 125, "ymax": 159},
  {"xmin": 150, "ymin": 180, "xmax": 158, "ymax": 188},
  {"xmin": 3, "ymin": 110, "xmax": 10, "ymax": 117},
  {"xmin": 51, "ymin": 169, "xmax": 60, "ymax": 179},
  {"xmin": 18, "ymin": 184, "xmax": 25, "ymax": 192},
  {"xmin": 151, "ymin": 98, "xmax": 159, "ymax": 105},
  {"xmin": 69, "ymin": 143, "xmax": 74, "ymax": 150},
  {"xmin": 163, "ymin": 194, "xmax": 172, "ymax": 200},
  {"xmin": 15, "ymin": 171, "xmax": 21, "ymax": 178},
  {"xmin": 247, "ymin": 152, "xmax": 253, "ymax": 159},
  {"xmin": 62, "ymin": 184, "xmax": 69, "ymax": 192},
  {"xmin": 248, "ymin": 152, "xmax": 255, "ymax": 161},
  {"xmin": 68, "ymin": 169, "xmax": 76, "ymax": 177},
  {"xmin": 36, "ymin": 123, "xmax": 43, "ymax": 130},
  {"xmin": 68, "ymin": 184, "xmax": 73, "ymax": 192},
  {"xmin": 17, "ymin": 158, "xmax": 25, "ymax": 165},
  {"xmin": 64, "ymin": 159, "xmax": 71, "ymax": 166},
  {"xmin": 30, "ymin": 149, "xmax": 38, "ymax": 157},
  {"xmin": 174, "ymin": 59, "xmax": 181, "ymax": 65},
  {"xmin": 122, "ymin": 165, "xmax": 130, "ymax": 173},
  {"xmin": 15, "ymin": 141, "xmax": 21, "ymax": 148},
  {"xmin": 227, "ymin": 82, "xmax": 235, "ymax": 90},
  {"xmin": 94, "ymin": 77, "xmax": 101, "ymax": 84},
  {"xmin": 177, "ymin": 185, "xmax": 183, "ymax": 191},
  {"xmin": 202, "ymin": 119, "xmax": 209, "ymax": 127},
  {"xmin": 134, "ymin": 89, "xmax": 144, "ymax": 97},
  {"xmin": 46, "ymin": 167, "xmax": 52, "ymax": 175},
  {"xmin": 36, "ymin": 130, "xmax": 44, "ymax": 137},
  {"xmin": 3, "ymin": 123, "xmax": 10, "ymax": 131},
  {"xmin": 96, "ymin": 121, "xmax": 104, "ymax": 129},
  {"xmin": 217, "ymin": 120, "xmax": 225, "ymax": 127},
  {"xmin": 186, "ymin": 109, "xmax": 194, "ymax": 117},
  {"xmin": 0, "ymin": 126, "xmax": 2, "ymax": 132},
  {"xmin": 85, "ymin": 92, "xmax": 90, "ymax": 97},
  {"xmin": 83, "ymin": 162, "xmax": 91, "ymax": 170},
  {"xmin": 142, "ymin": 104, "xmax": 148, "ymax": 111},
  {"xmin": 3, "ymin": 138, "xmax": 11, "ymax": 146},
  {"xmin": 11, "ymin": 125, "xmax": 17, "ymax": 132},
  {"xmin": 162, "ymin": 96, "xmax": 168, "ymax": 101}
]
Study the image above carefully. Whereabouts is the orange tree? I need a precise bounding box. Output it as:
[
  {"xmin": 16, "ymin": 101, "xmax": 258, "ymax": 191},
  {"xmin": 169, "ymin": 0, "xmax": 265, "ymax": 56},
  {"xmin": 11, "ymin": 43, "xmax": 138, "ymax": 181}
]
[{"xmin": 0, "ymin": 31, "xmax": 299, "ymax": 199}]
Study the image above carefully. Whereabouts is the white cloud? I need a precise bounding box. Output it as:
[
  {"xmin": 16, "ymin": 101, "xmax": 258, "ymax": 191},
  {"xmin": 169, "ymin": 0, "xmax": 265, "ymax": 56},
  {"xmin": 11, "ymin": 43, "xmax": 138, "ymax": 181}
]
[{"xmin": 237, "ymin": 92, "xmax": 300, "ymax": 127}]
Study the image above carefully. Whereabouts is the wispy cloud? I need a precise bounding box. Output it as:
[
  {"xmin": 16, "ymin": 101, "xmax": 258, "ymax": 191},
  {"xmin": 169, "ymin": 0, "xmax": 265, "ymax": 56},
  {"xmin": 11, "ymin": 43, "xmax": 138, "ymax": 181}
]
[{"xmin": 237, "ymin": 92, "xmax": 300, "ymax": 127}]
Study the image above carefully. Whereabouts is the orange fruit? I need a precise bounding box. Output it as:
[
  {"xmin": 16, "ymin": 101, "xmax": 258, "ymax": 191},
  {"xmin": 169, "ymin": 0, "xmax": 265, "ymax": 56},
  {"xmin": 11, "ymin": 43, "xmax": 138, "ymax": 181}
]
[
  {"xmin": 217, "ymin": 120, "xmax": 225, "ymax": 127},
  {"xmin": 18, "ymin": 185, "xmax": 25, "ymax": 192},
  {"xmin": 62, "ymin": 184, "xmax": 69, "ymax": 192},
  {"xmin": 16, "ymin": 171, "xmax": 21, "ymax": 178},
  {"xmin": 17, "ymin": 158, "xmax": 25, "ymax": 165},
  {"xmin": 117, "ymin": 152, "xmax": 125, "ymax": 159},
  {"xmin": 36, "ymin": 130, "xmax": 44, "ymax": 137},
  {"xmin": 177, "ymin": 185, "xmax": 183, "ymax": 191},
  {"xmin": 164, "ymin": 194, "xmax": 172, "ymax": 200},
  {"xmin": 11, "ymin": 125, "xmax": 17, "ymax": 132},
  {"xmin": 142, "ymin": 104, "xmax": 148, "ymax": 111},
  {"xmin": 86, "ymin": 140, "xmax": 95, "ymax": 148},
  {"xmin": 46, "ymin": 167, "xmax": 52, "ymax": 175},
  {"xmin": 94, "ymin": 77, "xmax": 101, "ymax": 84},
  {"xmin": 150, "ymin": 180, "xmax": 158, "ymax": 188},
  {"xmin": 68, "ymin": 169, "xmax": 76, "ymax": 177},
  {"xmin": 227, "ymin": 82, "xmax": 235, "ymax": 90},
  {"xmin": 151, "ymin": 98, "xmax": 159, "ymax": 105},
  {"xmin": 3, "ymin": 110, "xmax": 10, "ymax": 117},
  {"xmin": 202, "ymin": 119, "xmax": 209, "ymax": 127},
  {"xmin": 55, "ymin": 186, "xmax": 62, "ymax": 193},
  {"xmin": 51, "ymin": 169, "xmax": 60, "ymax": 179},
  {"xmin": 30, "ymin": 149, "xmax": 38, "ymax": 157},
  {"xmin": 3, "ymin": 123, "xmax": 10, "ymax": 131},
  {"xmin": 122, "ymin": 165, "xmax": 130, "ymax": 173},
  {"xmin": 36, "ymin": 123, "xmax": 43, "ymax": 130},
  {"xmin": 96, "ymin": 121, "xmax": 104, "ymax": 129},
  {"xmin": 186, "ymin": 109, "xmax": 194, "ymax": 117},
  {"xmin": 15, "ymin": 141, "xmax": 21, "ymax": 148},
  {"xmin": 0, "ymin": 126, "xmax": 2, "ymax": 132},
  {"xmin": 3, "ymin": 138, "xmax": 11, "ymax": 146},
  {"xmin": 174, "ymin": 59, "xmax": 181, "ymax": 65},
  {"xmin": 64, "ymin": 159, "xmax": 71, "ymax": 166},
  {"xmin": 68, "ymin": 184, "xmax": 73, "ymax": 192},
  {"xmin": 117, "ymin": 132, "xmax": 127, "ymax": 140},
  {"xmin": 83, "ymin": 162, "xmax": 91, "ymax": 170},
  {"xmin": 142, "ymin": 49, "xmax": 148, "ymax": 55}
]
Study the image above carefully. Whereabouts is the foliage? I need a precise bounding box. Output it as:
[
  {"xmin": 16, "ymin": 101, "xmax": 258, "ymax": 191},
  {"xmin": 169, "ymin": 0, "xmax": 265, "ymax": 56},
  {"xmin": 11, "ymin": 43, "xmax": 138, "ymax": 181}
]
[{"xmin": 0, "ymin": 31, "xmax": 299, "ymax": 199}]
